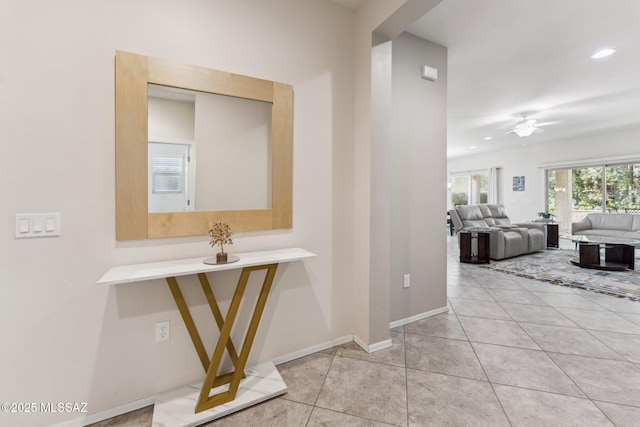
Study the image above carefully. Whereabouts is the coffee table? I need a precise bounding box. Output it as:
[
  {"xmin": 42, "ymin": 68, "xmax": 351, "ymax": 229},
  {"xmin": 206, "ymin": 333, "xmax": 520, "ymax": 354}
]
[{"xmin": 561, "ymin": 235, "xmax": 639, "ymax": 271}]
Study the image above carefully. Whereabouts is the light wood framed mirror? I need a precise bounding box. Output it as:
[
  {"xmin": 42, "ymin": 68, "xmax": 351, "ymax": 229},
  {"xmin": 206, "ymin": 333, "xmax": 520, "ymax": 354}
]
[{"xmin": 115, "ymin": 51, "xmax": 293, "ymax": 240}]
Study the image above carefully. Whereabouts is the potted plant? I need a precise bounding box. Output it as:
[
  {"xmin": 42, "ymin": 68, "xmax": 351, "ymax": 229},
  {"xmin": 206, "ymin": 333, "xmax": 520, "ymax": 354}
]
[
  {"xmin": 536, "ymin": 212, "xmax": 556, "ymax": 222},
  {"xmin": 208, "ymin": 222, "xmax": 233, "ymax": 263}
]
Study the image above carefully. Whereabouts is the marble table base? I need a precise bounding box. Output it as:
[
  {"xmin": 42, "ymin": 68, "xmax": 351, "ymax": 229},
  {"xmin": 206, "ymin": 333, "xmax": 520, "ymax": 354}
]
[{"xmin": 152, "ymin": 362, "xmax": 287, "ymax": 427}]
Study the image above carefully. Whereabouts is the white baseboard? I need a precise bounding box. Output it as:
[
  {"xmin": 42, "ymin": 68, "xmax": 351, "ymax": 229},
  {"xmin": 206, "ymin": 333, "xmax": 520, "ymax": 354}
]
[
  {"xmin": 389, "ymin": 305, "xmax": 449, "ymax": 329},
  {"xmin": 272, "ymin": 335, "xmax": 353, "ymax": 365},
  {"xmin": 353, "ymin": 335, "xmax": 393, "ymax": 353},
  {"xmin": 52, "ymin": 396, "xmax": 155, "ymax": 427},
  {"xmin": 368, "ymin": 338, "xmax": 393, "ymax": 353},
  {"xmin": 352, "ymin": 306, "xmax": 449, "ymax": 353}
]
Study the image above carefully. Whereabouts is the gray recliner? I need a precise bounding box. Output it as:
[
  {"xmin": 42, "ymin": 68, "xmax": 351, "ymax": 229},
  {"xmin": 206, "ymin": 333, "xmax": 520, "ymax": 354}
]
[{"xmin": 449, "ymin": 204, "xmax": 546, "ymax": 260}]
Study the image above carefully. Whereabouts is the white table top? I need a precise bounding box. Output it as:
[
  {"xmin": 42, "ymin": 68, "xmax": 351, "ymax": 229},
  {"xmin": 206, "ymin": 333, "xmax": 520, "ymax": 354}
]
[{"xmin": 98, "ymin": 247, "xmax": 316, "ymax": 286}]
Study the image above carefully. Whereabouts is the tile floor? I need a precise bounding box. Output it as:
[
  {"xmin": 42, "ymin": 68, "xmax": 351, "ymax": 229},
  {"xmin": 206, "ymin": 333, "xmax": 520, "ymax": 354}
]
[{"xmin": 93, "ymin": 236, "xmax": 640, "ymax": 426}]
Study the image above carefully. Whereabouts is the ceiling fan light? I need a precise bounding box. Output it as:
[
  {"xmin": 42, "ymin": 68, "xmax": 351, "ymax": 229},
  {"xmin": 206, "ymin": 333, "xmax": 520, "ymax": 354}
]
[{"xmin": 513, "ymin": 127, "xmax": 536, "ymax": 137}]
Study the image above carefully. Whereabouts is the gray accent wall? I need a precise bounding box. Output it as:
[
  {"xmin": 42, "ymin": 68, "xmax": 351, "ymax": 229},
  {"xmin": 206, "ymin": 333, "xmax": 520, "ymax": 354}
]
[{"xmin": 390, "ymin": 32, "xmax": 448, "ymax": 322}]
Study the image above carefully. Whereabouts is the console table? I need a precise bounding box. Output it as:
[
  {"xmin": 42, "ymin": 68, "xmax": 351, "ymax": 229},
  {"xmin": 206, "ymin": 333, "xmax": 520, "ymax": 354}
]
[{"xmin": 98, "ymin": 247, "xmax": 316, "ymax": 427}]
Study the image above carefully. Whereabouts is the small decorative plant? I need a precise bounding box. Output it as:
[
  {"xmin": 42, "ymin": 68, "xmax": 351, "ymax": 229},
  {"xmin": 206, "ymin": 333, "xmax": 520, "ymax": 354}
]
[
  {"xmin": 537, "ymin": 212, "xmax": 556, "ymax": 221},
  {"xmin": 208, "ymin": 222, "xmax": 233, "ymax": 263}
]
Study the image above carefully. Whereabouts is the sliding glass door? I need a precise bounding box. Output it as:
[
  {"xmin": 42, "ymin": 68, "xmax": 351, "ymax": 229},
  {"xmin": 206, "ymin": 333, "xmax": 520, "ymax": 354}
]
[
  {"xmin": 605, "ymin": 164, "xmax": 640, "ymax": 212},
  {"xmin": 546, "ymin": 162, "xmax": 640, "ymax": 233}
]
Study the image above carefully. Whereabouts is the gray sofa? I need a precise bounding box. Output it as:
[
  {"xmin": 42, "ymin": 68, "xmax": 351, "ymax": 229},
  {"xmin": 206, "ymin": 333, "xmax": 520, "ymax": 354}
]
[
  {"xmin": 449, "ymin": 204, "xmax": 546, "ymax": 260},
  {"xmin": 572, "ymin": 212, "xmax": 640, "ymax": 242}
]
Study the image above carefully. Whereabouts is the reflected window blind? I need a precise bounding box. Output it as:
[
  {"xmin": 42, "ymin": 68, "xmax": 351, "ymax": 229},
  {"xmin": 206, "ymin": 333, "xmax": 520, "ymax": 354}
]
[{"xmin": 152, "ymin": 156, "xmax": 184, "ymax": 193}]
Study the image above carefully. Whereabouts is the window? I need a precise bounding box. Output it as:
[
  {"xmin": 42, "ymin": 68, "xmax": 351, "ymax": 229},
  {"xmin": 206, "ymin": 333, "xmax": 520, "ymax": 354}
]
[
  {"xmin": 546, "ymin": 162, "xmax": 640, "ymax": 231},
  {"xmin": 152, "ymin": 156, "xmax": 184, "ymax": 194},
  {"xmin": 148, "ymin": 142, "xmax": 192, "ymax": 213},
  {"xmin": 449, "ymin": 170, "xmax": 489, "ymax": 207}
]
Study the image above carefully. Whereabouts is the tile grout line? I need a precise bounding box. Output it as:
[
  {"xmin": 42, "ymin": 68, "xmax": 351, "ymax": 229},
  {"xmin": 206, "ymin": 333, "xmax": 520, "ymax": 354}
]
[
  {"xmin": 582, "ymin": 327, "xmax": 638, "ymax": 364},
  {"xmin": 308, "ymin": 347, "xmax": 337, "ymax": 412},
  {"xmin": 403, "ymin": 327, "xmax": 410, "ymax": 427},
  {"xmin": 460, "ymin": 310, "xmax": 514, "ymax": 427}
]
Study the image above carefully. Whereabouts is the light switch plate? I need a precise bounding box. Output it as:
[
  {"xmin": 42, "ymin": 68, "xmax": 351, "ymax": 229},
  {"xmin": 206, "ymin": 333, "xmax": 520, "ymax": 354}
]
[{"xmin": 15, "ymin": 213, "xmax": 61, "ymax": 238}]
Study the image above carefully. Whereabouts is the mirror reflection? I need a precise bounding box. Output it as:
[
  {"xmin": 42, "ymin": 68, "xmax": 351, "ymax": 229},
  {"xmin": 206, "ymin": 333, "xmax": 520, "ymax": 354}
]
[{"xmin": 148, "ymin": 84, "xmax": 272, "ymax": 213}]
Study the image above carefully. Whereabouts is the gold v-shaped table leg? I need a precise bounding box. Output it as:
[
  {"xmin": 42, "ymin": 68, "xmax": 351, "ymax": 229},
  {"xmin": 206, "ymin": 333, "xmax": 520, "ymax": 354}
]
[
  {"xmin": 196, "ymin": 273, "xmax": 245, "ymax": 386},
  {"xmin": 165, "ymin": 263, "xmax": 279, "ymax": 414}
]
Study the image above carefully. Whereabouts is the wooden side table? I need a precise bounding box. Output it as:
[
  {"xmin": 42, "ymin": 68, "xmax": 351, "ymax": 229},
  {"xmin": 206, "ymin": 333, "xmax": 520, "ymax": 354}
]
[
  {"xmin": 459, "ymin": 230, "xmax": 490, "ymax": 264},
  {"xmin": 546, "ymin": 223, "xmax": 559, "ymax": 248}
]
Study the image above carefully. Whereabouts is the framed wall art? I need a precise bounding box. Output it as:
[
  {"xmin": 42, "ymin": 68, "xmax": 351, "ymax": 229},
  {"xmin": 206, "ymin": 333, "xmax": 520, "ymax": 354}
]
[{"xmin": 513, "ymin": 176, "xmax": 525, "ymax": 191}]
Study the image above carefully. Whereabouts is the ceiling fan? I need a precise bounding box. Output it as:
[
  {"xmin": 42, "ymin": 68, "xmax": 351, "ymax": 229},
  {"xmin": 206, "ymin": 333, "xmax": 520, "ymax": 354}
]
[{"xmin": 509, "ymin": 115, "xmax": 545, "ymax": 137}]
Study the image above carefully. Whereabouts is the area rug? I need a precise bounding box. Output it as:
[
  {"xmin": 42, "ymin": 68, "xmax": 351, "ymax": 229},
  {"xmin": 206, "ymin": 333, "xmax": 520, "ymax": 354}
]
[{"xmin": 480, "ymin": 249, "xmax": 640, "ymax": 301}]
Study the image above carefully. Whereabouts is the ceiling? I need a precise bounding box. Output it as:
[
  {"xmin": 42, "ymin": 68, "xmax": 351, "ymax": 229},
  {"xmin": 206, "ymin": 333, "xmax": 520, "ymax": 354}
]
[
  {"xmin": 408, "ymin": 0, "xmax": 640, "ymax": 158},
  {"xmin": 331, "ymin": 0, "xmax": 640, "ymax": 159}
]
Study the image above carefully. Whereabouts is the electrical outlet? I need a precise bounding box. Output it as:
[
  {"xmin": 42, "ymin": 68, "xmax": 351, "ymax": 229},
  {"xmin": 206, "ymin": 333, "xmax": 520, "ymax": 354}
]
[
  {"xmin": 403, "ymin": 274, "xmax": 410, "ymax": 288},
  {"xmin": 156, "ymin": 321, "xmax": 170, "ymax": 342}
]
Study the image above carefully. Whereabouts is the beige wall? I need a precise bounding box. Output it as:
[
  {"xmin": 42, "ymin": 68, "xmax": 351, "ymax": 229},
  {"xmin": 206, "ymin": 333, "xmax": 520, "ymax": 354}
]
[
  {"xmin": 1, "ymin": 1, "xmax": 356, "ymax": 425},
  {"xmin": 352, "ymin": 0, "xmax": 409, "ymax": 348},
  {"xmin": 0, "ymin": 0, "xmax": 449, "ymax": 425},
  {"xmin": 148, "ymin": 97, "xmax": 195, "ymax": 142}
]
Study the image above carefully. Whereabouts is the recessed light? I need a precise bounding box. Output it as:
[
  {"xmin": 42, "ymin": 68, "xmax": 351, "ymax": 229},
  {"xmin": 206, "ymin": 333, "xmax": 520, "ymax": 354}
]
[
  {"xmin": 469, "ymin": 146, "xmax": 477, "ymax": 150},
  {"xmin": 591, "ymin": 48, "xmax": 615, "ymax": 59},
  {"xmin": 483, "ymin": 136, "xmax": 492, "ymax": 141}
]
